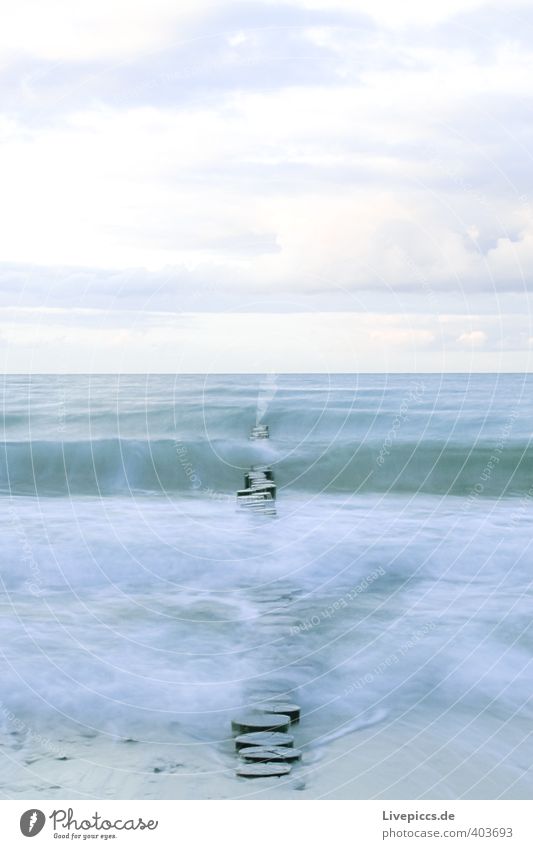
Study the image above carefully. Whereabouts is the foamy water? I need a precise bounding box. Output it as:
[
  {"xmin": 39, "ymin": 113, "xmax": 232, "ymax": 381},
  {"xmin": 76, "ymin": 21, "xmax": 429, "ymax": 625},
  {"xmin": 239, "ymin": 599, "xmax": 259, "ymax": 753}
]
[{"xmin": 1, "ymin": 374, "xmax": 532, "ymax": 796}]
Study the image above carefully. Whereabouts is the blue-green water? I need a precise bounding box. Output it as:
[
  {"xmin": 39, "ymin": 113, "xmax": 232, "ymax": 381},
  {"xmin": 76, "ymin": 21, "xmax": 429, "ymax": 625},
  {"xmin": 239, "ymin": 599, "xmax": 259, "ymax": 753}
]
[{"xmin": 0, "ymin": 374, "xmax": 532, "ymax": 796}]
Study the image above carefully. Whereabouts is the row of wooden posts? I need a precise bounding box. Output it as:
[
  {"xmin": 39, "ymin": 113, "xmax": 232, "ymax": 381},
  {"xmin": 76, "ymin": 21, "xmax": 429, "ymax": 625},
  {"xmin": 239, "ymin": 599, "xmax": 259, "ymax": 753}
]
[
  {"xmin": 232, "ymin": 424, "xmax": 299, "ymax": 777},
  {"xmin": 231, "ymin": 702, "xmax": 302, "ymax": 778}
]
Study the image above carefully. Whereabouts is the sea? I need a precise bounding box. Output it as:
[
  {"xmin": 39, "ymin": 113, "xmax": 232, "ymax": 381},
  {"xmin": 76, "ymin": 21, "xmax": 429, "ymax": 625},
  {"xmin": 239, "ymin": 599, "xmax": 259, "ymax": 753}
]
[{"xmin": 1, "ymin": 373, "xmax": 532, "ymax": 796}]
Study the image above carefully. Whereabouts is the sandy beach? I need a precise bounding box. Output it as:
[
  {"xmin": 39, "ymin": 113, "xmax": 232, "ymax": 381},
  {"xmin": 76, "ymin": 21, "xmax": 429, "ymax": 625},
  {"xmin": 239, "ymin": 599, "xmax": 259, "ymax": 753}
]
[{"xmin": 2, "ymin": 707, "xmax": 531, "ymax": 801}]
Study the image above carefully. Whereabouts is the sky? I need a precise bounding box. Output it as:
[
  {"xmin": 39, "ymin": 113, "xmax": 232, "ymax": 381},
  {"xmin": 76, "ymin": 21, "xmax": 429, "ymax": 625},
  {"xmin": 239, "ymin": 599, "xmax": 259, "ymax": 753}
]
[{"xmin": 1, "ymin": 0, "xmax": 533, "ymax": 371}]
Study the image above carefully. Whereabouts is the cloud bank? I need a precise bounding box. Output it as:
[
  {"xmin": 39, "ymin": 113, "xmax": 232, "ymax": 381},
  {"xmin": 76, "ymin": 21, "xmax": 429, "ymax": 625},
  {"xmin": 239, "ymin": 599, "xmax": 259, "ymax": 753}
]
[{"xmin": 1, "ymin": 0, "xmax": 533, "ymax": 370}]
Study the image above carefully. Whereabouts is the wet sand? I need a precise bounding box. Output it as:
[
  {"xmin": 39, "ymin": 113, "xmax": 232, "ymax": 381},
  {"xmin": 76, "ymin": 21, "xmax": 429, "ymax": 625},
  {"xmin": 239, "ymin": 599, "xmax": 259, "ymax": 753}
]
[{"xmin": 1, "ymin": 709, "xmax": 530, "ymax": 800}]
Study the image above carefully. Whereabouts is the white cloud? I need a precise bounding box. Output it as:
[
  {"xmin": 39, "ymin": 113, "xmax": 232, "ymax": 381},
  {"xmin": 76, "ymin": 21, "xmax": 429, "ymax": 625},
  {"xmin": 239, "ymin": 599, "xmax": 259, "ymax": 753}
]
[
  {"xmin": 1, "ymin": 0, "xmax": 215, "ymax": 62},
  {"xmin": 1, "ymin": 74, "xmax": 532, "ymax": 292},
  {"xmin": 456, "ymin": 330, "xmax": 488, "ymax": 347},
  {"xmin": 227, "ymin": 32, "xmax": 248, "ymax": 48},
  {"xmin": 7, "ymin": 0, "xmax": 522, "ymax": 68},
  {"xmin": 1, "ymin": 0, "xmax": 533, "ymax": 370},
  {"xmin": 0, "ymin": 308, "xmax": 530, "ymax": 372},
  {"xmin": 266, "ymin": 0, "xmax": 490, "ymax": 28}
]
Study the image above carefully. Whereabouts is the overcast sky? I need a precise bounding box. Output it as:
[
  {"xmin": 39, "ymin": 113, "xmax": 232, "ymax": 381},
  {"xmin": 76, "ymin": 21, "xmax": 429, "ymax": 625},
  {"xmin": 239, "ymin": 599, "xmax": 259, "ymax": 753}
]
[{"xmin": 2, "ymin": 0, "xmax": 533, "ymax": 371}]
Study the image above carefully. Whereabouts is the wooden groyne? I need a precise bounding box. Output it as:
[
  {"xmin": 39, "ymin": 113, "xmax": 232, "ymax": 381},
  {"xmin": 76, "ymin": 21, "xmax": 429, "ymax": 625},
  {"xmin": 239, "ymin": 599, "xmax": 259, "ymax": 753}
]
[
  {"xmin": 232, "ymin": 423, "xmax": 303, "ymax": 777},
  {"xmin": 231, "ymin": 702, "xmax": 303, "ymax": 779},
  {"xmin": 236, "ymin": 424, "xmax": 277, "ymax": 515}
]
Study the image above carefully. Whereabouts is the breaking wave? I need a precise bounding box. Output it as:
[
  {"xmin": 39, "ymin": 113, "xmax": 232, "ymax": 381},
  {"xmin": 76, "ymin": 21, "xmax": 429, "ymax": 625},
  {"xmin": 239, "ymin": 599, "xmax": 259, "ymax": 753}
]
[{"xmin": 0, "ymin": 437, "xmax": 531, "ymax": 497}]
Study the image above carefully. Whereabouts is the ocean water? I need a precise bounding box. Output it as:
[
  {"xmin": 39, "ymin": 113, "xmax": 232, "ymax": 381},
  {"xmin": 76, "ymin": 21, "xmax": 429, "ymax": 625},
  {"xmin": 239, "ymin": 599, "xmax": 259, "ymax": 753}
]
[{"xmin": 1, "ymin": 374, "xmax": 532, "ymax": 795}]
